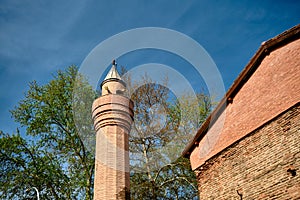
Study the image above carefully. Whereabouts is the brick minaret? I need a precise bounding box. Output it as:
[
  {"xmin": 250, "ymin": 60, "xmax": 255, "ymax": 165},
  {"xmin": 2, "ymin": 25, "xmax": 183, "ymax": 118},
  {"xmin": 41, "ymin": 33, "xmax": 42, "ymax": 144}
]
[{"xmin": 92, "ymin": 60, "xmax": 134, "ymax": 200}]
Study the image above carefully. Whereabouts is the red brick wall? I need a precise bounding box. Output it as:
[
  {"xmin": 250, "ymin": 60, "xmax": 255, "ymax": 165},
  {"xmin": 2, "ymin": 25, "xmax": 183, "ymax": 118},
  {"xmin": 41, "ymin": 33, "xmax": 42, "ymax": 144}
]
[
  {"xmin": 190, "ymin": 39, "xmax": 300, "ymax": 170},
  {"xmin": 195, "ymin": 103, "xmax": 300, "ymax": 199}
]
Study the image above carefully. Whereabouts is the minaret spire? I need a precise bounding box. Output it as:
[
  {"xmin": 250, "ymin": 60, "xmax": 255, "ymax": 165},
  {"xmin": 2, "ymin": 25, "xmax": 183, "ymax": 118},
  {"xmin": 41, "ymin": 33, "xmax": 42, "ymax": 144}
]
[
  {"xmin": 104, "ymin": 60, "xmax": 122, "ymax": 80},
  {"xmin": 101, "ymin": 60, "xmax": 126, "ymax": 96}
]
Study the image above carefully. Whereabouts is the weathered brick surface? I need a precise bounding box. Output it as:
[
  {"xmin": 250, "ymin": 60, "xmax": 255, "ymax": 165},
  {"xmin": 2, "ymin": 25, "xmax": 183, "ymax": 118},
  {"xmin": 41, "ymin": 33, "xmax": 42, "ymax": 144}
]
[
  {"xmin": 94, "ymin": 125, "xmax": 130, "ymax": 200},
  {"xmin": 195, "ymin": 103, "xmax": 300, "ymax": 199},
  {"xmin": 191, "ymin": 38, "xmax": 300, "ymax": 169}
]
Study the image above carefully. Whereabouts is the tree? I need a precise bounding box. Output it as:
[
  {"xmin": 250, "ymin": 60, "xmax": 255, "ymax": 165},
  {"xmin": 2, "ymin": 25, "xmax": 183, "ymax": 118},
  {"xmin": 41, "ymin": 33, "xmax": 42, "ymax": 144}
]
[
  {"xmin": 0, "ymin": 66, "xmax": 96, "ymax": 199},
  {"xmin": 126, "ymin": 74, "xmax": 213, "ymax": 199},
  {"xmin": 1, "ymin": 66, "xmax": 213, "ymax": 199}
]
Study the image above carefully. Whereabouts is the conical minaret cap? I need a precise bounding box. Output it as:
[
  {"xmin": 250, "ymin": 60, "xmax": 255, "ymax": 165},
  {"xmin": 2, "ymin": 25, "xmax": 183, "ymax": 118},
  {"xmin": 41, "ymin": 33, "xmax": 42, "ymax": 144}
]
[
  {"xmin": 104, "ymin": 60, "xmax": 122, "ymax": 80},
  {"xmin": 100, "ymin": 60, "xmax": 126, "ymax": 95}
]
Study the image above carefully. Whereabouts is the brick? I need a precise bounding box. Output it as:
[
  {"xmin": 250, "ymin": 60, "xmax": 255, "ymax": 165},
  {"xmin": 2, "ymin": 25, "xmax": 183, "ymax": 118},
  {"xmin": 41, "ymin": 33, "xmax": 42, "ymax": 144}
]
[
  {"xmin": 191, "ymin": 38, "xmax": 300, "ymax": 170},
  {"xmin": 195, "ymin": 103, "xmax": 300, "ymax": 199},
  {"xmin": 92, "ymin": 64, "xmax": 133, "ymax": 200},
  {"xmin": 189, "ymin": 26, "xmax": 300, "ymax": 199}
]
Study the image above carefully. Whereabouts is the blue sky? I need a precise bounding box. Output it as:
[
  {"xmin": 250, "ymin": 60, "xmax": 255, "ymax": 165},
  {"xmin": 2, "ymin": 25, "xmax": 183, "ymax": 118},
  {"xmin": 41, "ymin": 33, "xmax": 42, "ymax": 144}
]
[{"xmin": 0, "ymin": 0, "xmax": 299, "ymax": 134}]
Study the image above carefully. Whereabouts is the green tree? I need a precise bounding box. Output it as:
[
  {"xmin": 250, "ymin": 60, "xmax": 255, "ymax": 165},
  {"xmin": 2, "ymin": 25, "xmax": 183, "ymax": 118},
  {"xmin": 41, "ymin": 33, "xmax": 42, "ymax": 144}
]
[
  {"xmin": 0, "ymin": 66, "xmax": 96, "ymax": 199},
  {"xmin": 1, "ymin": 66, "xmax": 212, "ymax": 199}
]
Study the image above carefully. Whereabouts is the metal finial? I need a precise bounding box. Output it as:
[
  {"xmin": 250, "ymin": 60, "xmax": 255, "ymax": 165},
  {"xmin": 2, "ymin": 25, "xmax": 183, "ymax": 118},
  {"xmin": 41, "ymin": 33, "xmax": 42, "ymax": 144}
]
[{"xmin": 112, "ymin": 59, "xmax": 116, "ymax": 66}]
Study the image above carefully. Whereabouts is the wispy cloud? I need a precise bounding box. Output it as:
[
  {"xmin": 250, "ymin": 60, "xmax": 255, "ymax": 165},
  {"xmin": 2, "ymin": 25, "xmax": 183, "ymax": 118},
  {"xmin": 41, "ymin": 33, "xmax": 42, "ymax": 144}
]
[{"xmin": 0, "ymin": 0, "xmax": 299, "ymax": 134}]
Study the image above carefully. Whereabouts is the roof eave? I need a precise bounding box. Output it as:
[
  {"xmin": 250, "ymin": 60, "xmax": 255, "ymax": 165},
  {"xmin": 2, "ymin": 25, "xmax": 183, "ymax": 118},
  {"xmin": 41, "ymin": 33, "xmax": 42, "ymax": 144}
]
[{"xmin": 182, "ymin": 24, "xmax": 300, "ymax": 158}]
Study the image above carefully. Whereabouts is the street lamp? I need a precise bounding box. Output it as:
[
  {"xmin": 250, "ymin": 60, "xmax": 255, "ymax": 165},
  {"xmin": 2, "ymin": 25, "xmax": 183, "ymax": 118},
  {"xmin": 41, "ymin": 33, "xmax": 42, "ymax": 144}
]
[{"xmin": 27, "ymin": 187, "xmax": 40, "ymax": 200}]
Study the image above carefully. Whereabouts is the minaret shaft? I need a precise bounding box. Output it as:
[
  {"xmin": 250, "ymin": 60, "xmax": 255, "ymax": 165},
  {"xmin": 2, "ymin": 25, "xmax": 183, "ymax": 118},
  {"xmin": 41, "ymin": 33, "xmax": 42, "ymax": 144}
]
[{"xmin": 94, "ymin": 126, "xmax": 130, "ymax": 199}]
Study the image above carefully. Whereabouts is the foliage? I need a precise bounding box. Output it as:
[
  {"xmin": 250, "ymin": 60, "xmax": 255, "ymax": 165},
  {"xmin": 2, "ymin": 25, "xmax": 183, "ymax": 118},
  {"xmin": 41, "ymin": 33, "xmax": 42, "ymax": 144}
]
[
  {"xmin": 0, "ymin": 66, "xmax": 96, "ymax": 199},
  {"xmin": 127, "ymin": 74, "xmax": 212, "ymax": 199},
  {"xmin": 0, "ymin": 66, "xmax": 213, "ymax": 199}
]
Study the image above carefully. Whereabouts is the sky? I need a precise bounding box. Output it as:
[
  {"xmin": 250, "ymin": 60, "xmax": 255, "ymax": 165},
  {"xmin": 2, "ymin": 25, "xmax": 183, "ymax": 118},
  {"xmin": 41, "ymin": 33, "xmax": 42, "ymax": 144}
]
[{"xmin": 0, "ymin": 0, "xmax": 299, "ymax": 134}]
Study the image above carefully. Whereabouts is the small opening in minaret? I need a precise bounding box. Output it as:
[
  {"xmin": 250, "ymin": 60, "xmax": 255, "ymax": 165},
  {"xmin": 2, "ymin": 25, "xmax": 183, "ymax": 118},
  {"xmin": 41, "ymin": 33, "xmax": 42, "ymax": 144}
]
[
  {"xmin": 116, "ymin": 90, "xmax": 124, "ymax": 95},
  {"xmin": 287, "ymin": 168, "xmax": 297, "ymax": 177}
]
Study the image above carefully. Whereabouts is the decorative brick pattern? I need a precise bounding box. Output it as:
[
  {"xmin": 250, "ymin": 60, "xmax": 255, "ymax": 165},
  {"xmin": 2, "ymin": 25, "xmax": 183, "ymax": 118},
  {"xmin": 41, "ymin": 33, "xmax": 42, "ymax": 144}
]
[{"xmin": 195, "ymin": 103, "xmax": 300, "ymax": 199}]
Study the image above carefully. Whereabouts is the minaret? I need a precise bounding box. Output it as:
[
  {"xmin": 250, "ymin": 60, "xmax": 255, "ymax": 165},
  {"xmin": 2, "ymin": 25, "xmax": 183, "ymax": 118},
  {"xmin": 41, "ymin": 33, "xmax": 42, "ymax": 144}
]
[{"xmin": 92, "ymin": 60, "xmax": 134, "ymax": 200}]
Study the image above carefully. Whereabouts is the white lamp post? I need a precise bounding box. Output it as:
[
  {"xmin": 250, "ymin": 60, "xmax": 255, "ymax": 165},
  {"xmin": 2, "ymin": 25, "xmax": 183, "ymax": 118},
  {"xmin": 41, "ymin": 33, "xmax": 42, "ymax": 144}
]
[{"xmin": 28, "ymin": 187, "xmax": 40, "ymax": 200}]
